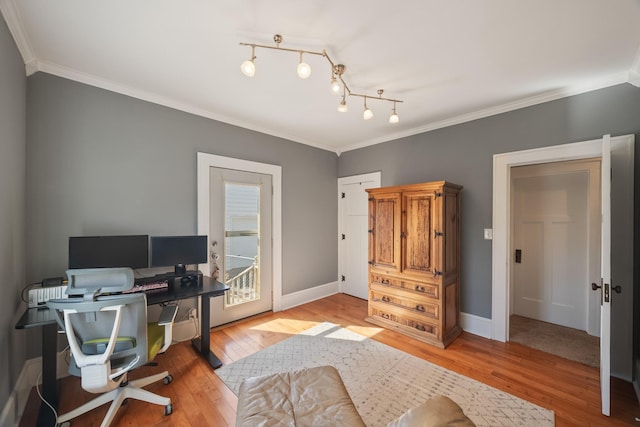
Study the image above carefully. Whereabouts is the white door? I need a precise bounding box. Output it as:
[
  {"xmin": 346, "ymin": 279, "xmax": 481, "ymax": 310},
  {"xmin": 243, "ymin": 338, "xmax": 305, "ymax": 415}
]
[
  {"xmin": 209, "ymin": 168, "xmax": 273, "ymax": 326},
  {"xmin": 598, "ymin": 134, "xmax": 611, "ymax": 416},
  {"xmin": 512, "ymin": 160, "xmax": 600, "ymax": 331},
  {"xmin": 338, "ymin": 172, "xmax": 381, "ymax": 300}
]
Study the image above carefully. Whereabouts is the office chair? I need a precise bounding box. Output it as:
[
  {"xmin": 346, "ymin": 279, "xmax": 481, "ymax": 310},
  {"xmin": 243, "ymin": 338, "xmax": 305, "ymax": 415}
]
[{"xmin": 48, "ymin": 268, "xmax": 178, "ymax": 427}]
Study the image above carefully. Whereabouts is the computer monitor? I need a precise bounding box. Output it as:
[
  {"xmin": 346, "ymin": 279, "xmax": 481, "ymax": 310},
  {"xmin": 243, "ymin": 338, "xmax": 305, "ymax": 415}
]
[
  {"xmin": 150, "ymin": 235, "xmax": 208, "ymax": 274},
  {"xmin": 68, "ymin": 235, "xmax": 149, "ymax": 269}
]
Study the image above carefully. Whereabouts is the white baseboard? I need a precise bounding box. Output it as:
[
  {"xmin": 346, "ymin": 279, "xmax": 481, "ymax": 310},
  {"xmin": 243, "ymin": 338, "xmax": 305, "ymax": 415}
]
[
  {"xmin": 0, "ymin": 351, "xmax": 69, "ymax": 427},
  {"xmin": 460, "ymin": 312, "xmax": 492, "ymax": 339},
  {"xmin": 280, "ymin": 281, "xmax": 340, "ymax": 310}
]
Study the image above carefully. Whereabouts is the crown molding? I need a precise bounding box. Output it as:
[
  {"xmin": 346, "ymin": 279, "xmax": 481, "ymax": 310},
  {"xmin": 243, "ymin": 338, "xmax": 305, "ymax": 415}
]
[
  {"xmin": 0, "ymin": 0, "xmax": 36, "ymax": 73},
  {"xmin": 340, "ymin": 72, "xmax": 629, "ymax": 153}
]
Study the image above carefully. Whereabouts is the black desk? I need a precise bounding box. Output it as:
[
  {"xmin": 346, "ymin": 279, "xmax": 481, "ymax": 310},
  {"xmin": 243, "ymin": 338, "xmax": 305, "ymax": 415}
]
[{"xmin": 15, "ymin": 276, "xmax": 228, "ymax": 427}]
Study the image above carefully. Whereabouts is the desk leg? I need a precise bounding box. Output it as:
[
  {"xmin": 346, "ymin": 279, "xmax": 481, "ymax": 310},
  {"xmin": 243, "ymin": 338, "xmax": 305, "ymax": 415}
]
[
  {"xmin": 37, "ymin": 323, "xmax": 59, "ymax": 426},
  {"xmin": 191, "ymin": 294, "xmax": 223, "ymax": 369}
]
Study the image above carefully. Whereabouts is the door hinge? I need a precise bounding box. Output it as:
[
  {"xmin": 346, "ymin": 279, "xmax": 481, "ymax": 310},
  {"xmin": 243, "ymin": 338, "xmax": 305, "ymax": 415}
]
[
  {"xmin": 341, "ymin": 275, "xmax": 346, "ymax": 282},
  {"xmin": 341, "ymin": 192, "xmax": 346, "ymax": 199},
  {"xmin": 433, "ymin": 230, "xmax": 444, "ymax": 239},
  {"xmin": 341, "ymin": 234, "xmax": 346, "ymax": 240},
  {"xmin": 434, "ymin": 191, "xmax": 443, "ymax": 198}
]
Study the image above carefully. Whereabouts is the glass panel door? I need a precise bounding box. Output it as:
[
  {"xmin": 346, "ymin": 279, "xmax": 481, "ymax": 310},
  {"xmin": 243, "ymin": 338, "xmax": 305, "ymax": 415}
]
[{"xmin": 224, "ymin": 183, "xmax": 260, "ymax": 307}]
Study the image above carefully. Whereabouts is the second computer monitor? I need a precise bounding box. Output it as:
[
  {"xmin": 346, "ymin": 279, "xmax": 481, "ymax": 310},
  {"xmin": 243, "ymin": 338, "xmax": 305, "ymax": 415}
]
[{"xmin": 150, "ymin": 235, "xmax": 208, "ymax": 274}]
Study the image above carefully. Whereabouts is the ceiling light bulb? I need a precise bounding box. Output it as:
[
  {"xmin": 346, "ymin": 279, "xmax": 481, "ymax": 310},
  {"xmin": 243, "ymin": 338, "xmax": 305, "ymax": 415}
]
[
  {"xmin": 338, "ymin": 98, "xmax": 348, "ymax": 112},
  {"xmin": 363, "ymin": 98, "xmax": 373, "ymax": 120},
  {"xmin": 297, "ymin": 62, "xmax": 311, "ymax": 79},
  {"xmin": 241, "ymin": 59, "xmax": 255, "ymax": 77},
  {"xmin": 297, "ymin": 52, "xmax": 311, "ymax": 79},
  {"xmin": 330, "ymin": 77, "xmax": 341, "ymax": 95},
  {"xmin": 389, "ymin": 102, "xmax": 399, "ymax": 123}
]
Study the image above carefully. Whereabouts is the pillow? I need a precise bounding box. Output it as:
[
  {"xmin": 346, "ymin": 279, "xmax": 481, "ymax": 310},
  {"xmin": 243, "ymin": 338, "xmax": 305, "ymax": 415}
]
[{"xmin": 386, "ymin": 395, "xmax": 476, "ymax": 427}]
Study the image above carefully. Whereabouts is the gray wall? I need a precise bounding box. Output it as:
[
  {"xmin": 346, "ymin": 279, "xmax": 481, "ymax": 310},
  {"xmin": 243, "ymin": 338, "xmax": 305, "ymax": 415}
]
[
  {"xmin": 25, "ymin": 73, "xmax": 338, "ymax": 355},
  {"xmin": 0, "ymin": 14, "xmax": 27, "ymax": 414},
  {"xmin": 338, "ymin": 83, "xmax": 640, "ymax": 379}
]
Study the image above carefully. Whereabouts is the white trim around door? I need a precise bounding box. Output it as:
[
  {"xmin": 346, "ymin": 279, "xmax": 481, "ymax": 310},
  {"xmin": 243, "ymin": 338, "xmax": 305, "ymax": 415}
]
[
  {"xmin": 197, "ymin": 152, "xmax": 283, "ymax": 312},
  {"xmin": 491, "ymin": 136, "xmax": 634, "ymax": 342}
]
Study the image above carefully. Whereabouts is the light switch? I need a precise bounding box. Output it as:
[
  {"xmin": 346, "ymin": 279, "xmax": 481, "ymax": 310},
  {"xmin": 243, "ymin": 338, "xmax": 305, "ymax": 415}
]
[{"xmin": 484, "ymin": 229, "xmax": 493, "ymax": 240}]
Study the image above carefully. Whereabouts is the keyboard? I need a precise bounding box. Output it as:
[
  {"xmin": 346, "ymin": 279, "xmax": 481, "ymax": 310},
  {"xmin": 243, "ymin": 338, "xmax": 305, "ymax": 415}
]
[{"xmin": 124, "ymin": 280, "xmax": 169, "ymax": 294}]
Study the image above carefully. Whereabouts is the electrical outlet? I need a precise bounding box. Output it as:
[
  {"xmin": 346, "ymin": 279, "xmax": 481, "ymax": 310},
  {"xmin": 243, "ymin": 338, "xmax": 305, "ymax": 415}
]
[{"xmin": 484, "ymin": 228, "xmax": 493, "ymax": 240}]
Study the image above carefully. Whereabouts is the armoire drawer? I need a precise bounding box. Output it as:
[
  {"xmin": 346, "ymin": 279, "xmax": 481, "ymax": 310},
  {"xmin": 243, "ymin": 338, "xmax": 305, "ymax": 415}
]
[
  {"xmin": 370, "ymin": 274, "xmax": 439, "ymax": 300},
  {"xmin": 369, "ymin": 283, "xmax": 439, "ymax": 320},
  {"xmin": 369, "ymin": 301, "xmax": 440, "ymax": 341}
]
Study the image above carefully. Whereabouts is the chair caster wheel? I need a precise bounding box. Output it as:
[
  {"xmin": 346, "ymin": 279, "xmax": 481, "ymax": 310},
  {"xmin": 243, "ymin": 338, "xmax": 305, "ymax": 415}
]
[
  {"xmin": 165, "ymin": 403, "xmax": 173, "ymax": 415},
  {"xmin": 163, "ymin": 374, "xmax": 173, "ymax": 384}
]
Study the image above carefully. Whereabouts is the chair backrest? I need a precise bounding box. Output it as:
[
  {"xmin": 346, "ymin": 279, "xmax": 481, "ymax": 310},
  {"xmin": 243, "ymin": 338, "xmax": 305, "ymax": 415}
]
[
  {"xmin": 65, "ymin": 267, "xmax": 135, "ymax": 298},
  {"xmin": 48, "ymin": 268, "xmax": 149, "ymax": 393}
]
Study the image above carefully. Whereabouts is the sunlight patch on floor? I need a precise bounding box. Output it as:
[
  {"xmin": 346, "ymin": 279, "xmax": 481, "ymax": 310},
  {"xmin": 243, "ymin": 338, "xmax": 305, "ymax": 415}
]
[{"xmin": 248, "ymin": 318, "xmax": 319, "ymax": 333}]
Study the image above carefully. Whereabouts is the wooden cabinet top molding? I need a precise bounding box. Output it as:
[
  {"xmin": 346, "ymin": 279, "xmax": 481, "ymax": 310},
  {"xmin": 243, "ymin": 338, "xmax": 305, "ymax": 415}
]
[{"xmin": 365, "ymin": 181, "xmax": 463, "ymax": 194}]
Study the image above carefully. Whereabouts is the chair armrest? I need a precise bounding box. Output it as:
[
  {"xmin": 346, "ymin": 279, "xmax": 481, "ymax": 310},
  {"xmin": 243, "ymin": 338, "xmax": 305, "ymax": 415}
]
[
  {"xmin": 157, "ymin": 304, "xmax": 178, "ymax": 326},
  {"xmin": 156, "ymin": 304, "xmax": 178, "ymax": 354}
]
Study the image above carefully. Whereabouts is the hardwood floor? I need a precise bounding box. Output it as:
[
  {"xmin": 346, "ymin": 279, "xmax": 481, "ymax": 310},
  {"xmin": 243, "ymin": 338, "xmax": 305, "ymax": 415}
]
[{"xmin": 20, "ymin": 294, "xmax": 639, "ymax": 426}]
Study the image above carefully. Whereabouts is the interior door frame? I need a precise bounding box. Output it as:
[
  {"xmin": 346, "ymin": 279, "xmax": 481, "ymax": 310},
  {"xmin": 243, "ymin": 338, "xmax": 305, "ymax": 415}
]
[
  {"xmin": 197, "ymin": 152, "xmax": 282, "ymax": 311},
  {"xmin": 491, "ymin": 134, "xmax": 634, "ymax": 341}
]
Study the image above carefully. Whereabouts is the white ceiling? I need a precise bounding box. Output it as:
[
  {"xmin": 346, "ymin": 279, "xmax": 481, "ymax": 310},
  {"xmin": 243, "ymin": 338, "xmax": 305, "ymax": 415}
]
[{"xmin": 2, "ymin": 0, "xmax": 640, "ymax": 154}]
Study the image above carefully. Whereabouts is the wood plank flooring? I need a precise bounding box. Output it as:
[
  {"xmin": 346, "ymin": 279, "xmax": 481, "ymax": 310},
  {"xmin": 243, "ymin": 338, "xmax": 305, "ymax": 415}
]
[{"xmin": 20, "ymin": 294, "xmax": 639, "ymax": 426}]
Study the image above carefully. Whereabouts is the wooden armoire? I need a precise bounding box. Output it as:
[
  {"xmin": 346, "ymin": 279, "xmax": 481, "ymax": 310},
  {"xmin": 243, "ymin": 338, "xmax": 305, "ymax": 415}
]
[{"xmin": 365, "ymin": 181, "xmax": 462, "ymax": 348}]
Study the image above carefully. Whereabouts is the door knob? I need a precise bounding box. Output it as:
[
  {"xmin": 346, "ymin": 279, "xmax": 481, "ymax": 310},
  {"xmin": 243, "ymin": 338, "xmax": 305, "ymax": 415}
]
[
  {"xmin": 612, "ymin": 285, "xmax": 622, "ymax": 294},
  {"xmin": 591, "ymin": 282, "xmax": 601, "ymax": 290}
]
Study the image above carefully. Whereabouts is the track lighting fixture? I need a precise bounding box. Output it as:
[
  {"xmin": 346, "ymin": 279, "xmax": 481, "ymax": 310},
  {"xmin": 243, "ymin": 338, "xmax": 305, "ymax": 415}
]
[
  {"xmin": 330, "ymin": 64, "xmax": 345, "ymax": 95},
  {"xmin": 363, "ymin": 97, "xmax": 373, "ymax": 120},
  {"xmin": 338, "ymin": 85, "xmax": 348, "ymax": 112},
  {"xmin": 297, "ymin": 51, "xmax": 311, "ymax": 79},
  {"xmin": 389, "ymin": 101, "xmax": 399, "ymax": 124},
  {"xmin": 239, "ymin": 34, "xmax": 402, "ymax": 123},
  {"xmin": 240, "ymin": 45, "xmax": 256, "ymax": 77}
]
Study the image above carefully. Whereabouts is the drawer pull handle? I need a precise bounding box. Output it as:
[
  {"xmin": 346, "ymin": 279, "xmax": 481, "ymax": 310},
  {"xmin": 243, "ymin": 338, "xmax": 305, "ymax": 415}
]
[
  {"xmin": 415, "ymin": 324, "xmax": 433, "ymax": 333},
  {"xmin": 381, "ymin": 312, "xmax": 390, "ymax": 319},
  {"xmin": 415, "ymin": 285, "xmax": 425, "ymax": 293},
  {"xmin": 415, "ymin": 304, "xmax": 425, "ymax": 312},
  {"xmin": 382, "ymin": 279, "xmax": 390, "ymax": 285},
  {"xmin": 382, "ymin": 296, "xmax": 391, "ymax": 303}
]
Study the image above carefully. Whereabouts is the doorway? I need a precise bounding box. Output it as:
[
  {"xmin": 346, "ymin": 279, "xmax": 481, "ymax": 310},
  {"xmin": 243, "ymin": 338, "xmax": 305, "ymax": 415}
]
[
  {"xmin": 197, "ymin": 153, "xmax": 282, "ymax": 326},
  {"xmin": 510, "ymin": 159, "xmax": 601, "ymax": 334}
]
